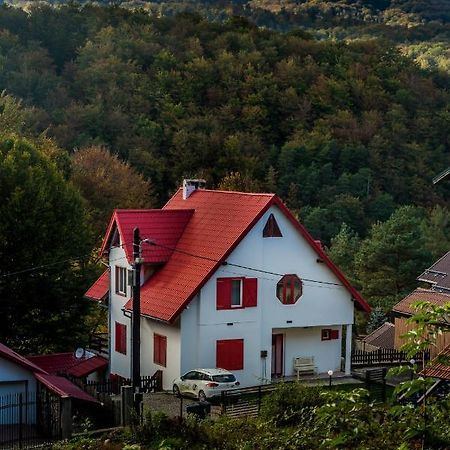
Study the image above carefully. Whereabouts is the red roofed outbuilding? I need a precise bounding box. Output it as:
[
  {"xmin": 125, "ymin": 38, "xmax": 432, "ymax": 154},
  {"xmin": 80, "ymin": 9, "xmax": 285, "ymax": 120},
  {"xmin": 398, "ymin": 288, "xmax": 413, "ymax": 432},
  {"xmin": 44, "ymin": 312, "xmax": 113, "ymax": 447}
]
[{"xmin": 86, "ymin": 181, "xmax": 369, "ymax": 389}]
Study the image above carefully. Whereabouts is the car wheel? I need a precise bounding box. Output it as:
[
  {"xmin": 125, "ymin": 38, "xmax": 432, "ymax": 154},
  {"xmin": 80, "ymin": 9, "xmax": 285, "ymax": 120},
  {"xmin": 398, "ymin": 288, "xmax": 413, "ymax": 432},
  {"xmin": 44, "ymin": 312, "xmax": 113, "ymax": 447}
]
[
  {"xmin": 173, "ymin": 384, "xmax": 181, "ymax": 398},
  {"xmin": 198, "ymin": 390, "xmax": 207, "ymax": 402}
]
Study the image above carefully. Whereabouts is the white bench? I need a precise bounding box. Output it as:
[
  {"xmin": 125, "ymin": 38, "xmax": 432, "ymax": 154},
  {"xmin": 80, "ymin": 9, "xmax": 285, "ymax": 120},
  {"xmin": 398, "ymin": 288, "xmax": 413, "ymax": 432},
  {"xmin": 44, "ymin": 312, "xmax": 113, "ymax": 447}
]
[{"xmin": 294, "ymin": 356, "xmax": 317, "ymax": 379}]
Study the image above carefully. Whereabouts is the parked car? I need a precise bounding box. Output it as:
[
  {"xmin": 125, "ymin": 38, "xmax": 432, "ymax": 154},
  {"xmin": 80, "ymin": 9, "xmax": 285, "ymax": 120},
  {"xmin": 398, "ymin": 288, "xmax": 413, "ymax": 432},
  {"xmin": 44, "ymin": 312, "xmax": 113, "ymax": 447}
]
[{"xmin": 173, "ymin": 368, "xmax": 240, "ymax": 401}]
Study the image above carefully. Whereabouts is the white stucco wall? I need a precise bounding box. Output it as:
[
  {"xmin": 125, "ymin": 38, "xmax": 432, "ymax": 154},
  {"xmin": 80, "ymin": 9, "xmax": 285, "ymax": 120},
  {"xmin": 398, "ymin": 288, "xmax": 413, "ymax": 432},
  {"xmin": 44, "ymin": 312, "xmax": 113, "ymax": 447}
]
[
  {"xmin": 179, "ymin": 205, "xmax": 355, "ymax": 387},
  {"xmin": 109, "ymin": 245, "xmax": 132, "ymax": 379},
  {"xmin": 141, "ymin": 318, "xmax": 180, "ymax": 391},
  {"xmin": 273, "ymin": 326, "xmax": 342, "ymax": 376}
]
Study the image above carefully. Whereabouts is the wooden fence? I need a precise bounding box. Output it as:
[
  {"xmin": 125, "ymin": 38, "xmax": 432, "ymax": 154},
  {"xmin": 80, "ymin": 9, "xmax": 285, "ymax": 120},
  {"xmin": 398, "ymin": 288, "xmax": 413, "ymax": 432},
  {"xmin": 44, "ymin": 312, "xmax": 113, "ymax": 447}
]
[{"xmin": 351, "ymin": 349, "xmax": 429, "ymax": 367}]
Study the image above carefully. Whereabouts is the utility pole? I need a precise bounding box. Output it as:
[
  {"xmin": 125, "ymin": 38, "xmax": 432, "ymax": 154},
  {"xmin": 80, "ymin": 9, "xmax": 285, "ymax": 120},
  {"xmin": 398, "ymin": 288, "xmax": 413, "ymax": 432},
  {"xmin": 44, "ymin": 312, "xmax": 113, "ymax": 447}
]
[{"xmin": 132, "ymin": 227, "xmax": 142, "ymax": 415}]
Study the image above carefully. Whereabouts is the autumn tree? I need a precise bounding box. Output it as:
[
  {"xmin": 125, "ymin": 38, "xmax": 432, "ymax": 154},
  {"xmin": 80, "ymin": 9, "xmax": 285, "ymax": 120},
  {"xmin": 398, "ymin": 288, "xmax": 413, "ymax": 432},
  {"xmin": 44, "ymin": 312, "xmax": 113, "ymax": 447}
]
[{"xmin": 71, "ymin": 146, "xmax": 156, "ymax": 239}]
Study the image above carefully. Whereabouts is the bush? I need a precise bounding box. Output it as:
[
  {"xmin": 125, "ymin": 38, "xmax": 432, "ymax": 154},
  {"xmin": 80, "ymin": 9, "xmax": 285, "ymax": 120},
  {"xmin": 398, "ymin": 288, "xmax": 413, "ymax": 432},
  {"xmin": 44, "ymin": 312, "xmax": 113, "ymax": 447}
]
[{"xmin": 260, "ymin": 382, "xmax": 326, "ymax": 426}]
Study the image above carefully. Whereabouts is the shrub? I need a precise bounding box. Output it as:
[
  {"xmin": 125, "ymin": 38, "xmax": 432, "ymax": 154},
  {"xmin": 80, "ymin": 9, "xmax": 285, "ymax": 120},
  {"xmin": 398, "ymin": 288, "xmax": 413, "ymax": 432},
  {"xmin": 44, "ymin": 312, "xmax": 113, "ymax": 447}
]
[{"xmin": 260, "ymin": 382, "xmax": 325, "ymax": 426}]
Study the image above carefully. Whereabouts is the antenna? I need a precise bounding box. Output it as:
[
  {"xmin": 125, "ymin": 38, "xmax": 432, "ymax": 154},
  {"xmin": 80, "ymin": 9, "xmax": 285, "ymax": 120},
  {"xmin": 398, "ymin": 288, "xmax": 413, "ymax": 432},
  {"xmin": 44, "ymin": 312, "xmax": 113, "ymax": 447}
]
[{"xmin": 74, "ymin": 348, "xmax": 85, "ymax": 359}]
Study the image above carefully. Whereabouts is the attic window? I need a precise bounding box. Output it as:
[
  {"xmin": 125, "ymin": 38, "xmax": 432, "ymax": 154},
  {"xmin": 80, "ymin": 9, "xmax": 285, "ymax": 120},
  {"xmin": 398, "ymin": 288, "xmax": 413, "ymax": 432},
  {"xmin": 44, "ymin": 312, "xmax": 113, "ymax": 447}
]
[
  {"xmin": 276, "ymin": 274, "xmax": 302, "ymax": 304},
  {"xmin": 263, "ymin": 214, "xmax": 282, "ymax": 238}
]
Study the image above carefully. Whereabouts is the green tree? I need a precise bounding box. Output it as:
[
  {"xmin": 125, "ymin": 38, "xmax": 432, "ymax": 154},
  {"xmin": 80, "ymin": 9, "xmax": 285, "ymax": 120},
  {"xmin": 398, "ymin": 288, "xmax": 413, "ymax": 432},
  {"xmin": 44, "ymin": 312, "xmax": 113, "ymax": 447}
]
[
  {"xmin": 0, "ymin": 135, "xmax": 94, "ymax": 354},
  {"xmin": 355, "ymin": 206, "xmax": 432, "ymax": 309}
]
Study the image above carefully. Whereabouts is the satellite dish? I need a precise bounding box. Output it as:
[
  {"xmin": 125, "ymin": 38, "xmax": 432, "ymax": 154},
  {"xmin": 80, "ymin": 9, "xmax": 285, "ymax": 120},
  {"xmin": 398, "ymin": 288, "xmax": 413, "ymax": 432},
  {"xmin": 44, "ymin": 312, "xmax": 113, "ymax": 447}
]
[{"xmin": 75, "ymin": 348, "xmax": 85, "ymax": 359}]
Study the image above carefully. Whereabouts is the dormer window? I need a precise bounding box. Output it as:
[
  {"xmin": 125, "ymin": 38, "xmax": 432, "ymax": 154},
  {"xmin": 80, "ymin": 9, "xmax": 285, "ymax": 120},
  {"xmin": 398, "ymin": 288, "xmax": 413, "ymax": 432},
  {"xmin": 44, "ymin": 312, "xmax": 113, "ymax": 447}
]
[
  {"xmin": 263, "ymin": 214, "xmax": 282, "ymax": 237},
  {"xmin": 276, "ymin": 274, "xmax": 302, "ymax": 304}
]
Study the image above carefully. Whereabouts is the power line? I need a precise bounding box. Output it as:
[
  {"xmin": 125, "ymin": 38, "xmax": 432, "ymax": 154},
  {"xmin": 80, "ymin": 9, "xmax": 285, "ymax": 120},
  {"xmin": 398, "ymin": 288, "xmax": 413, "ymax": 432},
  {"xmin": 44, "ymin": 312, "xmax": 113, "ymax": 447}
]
[
  {"xmin": 0, "ymin": 253, "xmax": 93, "ymax": 279},
  {"xmin": 114, "ymin": 239, "xmax": 343, "ymax": 288}
]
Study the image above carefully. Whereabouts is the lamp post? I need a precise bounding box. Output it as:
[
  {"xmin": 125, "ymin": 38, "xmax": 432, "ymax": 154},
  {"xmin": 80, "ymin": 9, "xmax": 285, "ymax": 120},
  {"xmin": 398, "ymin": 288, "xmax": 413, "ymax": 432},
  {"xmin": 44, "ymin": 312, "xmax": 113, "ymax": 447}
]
[
  {"xmin": 327, "ymin": 370, "xmax": 333, "ymax": 388},
  {"xmin": 409, "ymin": 358, "xmax": 415, "ymax": 381}
]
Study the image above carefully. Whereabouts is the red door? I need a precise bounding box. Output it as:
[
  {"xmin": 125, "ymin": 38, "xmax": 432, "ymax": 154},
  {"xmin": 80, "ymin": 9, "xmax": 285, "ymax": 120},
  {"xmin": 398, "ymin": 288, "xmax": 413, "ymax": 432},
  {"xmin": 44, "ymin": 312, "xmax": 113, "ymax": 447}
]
[{"xmin": 271, "ymin": 334, "xmax": 284, "ymax": 377}]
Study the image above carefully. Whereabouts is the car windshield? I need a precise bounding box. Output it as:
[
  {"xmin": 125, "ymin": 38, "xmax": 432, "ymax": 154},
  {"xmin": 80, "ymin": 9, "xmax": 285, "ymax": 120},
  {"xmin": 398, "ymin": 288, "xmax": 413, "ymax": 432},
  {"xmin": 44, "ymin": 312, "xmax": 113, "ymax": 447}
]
[{"xmin": 212, "ymin": 374, "xmax": 236, "ymax": 383}]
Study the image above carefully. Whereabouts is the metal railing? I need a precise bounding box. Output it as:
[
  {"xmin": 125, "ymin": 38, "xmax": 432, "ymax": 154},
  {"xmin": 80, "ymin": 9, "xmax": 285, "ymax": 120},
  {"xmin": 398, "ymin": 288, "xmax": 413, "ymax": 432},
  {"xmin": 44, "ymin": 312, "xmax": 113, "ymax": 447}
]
[{"xmin": 0, "ymin": 391, "xmax": 61, "ymax": 449}]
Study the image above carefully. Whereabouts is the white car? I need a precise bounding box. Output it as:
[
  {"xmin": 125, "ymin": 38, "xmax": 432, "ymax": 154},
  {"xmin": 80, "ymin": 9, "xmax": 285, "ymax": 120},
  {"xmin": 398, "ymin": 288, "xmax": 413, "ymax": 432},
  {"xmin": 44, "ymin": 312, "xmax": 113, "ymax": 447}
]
[{"xmin": 172, "ymin": 368, "xmax": 240, "ymax": 401}]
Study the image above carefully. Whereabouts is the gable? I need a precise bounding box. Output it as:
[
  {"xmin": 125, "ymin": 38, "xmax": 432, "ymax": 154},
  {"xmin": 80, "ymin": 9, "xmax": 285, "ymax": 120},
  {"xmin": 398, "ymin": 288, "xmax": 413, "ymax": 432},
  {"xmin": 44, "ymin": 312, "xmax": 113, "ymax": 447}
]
[{"xmin": 122, "ymin": 189, "xmax": 368, "ymax": 322}]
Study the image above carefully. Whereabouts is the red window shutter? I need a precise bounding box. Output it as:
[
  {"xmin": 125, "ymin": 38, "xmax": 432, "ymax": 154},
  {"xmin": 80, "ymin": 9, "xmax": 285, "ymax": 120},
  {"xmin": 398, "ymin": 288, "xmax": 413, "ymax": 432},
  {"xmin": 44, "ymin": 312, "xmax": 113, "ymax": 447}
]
[
  {"xmin": 330, "ymin": 330, "xmax": 339, "ymax": 340},
  {"xmin": 217, "ymin": 278, "xmax": 232, "ymax": 310},
  {"xmin": 243, "ymin": 278, "xmax": 257, "ymax": 307},
  {"xmin": 115, "ymin": 322, "xmax": 126, "ymax": 354},
  {"xmin": 154, "ymin": 334, "xmax": 167, "ymax": 367},
  {"xmin": 216, "ymin": 339, "xmax": 244, "ymax": 371},
  {"xmin": 115, "ymin": 322, "xmax": 121, "ymax": 352}
]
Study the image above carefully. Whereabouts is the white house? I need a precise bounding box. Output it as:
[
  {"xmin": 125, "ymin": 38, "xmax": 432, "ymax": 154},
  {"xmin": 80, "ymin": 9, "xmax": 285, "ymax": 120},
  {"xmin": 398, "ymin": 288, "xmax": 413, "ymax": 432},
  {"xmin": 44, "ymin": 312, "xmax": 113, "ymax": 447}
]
[{"xmin": 86, "ymin": 181, "xmax": 370, "ymax": 390}]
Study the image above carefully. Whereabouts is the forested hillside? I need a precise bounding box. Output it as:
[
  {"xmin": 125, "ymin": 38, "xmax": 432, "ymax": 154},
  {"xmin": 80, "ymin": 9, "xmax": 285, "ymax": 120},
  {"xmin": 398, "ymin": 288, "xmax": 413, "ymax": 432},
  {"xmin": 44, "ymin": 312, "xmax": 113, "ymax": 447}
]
[
  {"xmin": 0, "ymin": 5, "xmax": 449, "ymax": 346},
  {"xmin": 0, "ymin": 6, "xmax": 448, "ymax": 229}
]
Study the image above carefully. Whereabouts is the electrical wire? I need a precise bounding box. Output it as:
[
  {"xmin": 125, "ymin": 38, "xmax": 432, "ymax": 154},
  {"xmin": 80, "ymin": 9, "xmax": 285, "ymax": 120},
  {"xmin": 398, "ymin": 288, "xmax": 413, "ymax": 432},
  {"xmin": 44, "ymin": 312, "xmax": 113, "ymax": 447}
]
[{"xmin": 110, "ymin": 238, "xmax": 342, "ymax": 288}]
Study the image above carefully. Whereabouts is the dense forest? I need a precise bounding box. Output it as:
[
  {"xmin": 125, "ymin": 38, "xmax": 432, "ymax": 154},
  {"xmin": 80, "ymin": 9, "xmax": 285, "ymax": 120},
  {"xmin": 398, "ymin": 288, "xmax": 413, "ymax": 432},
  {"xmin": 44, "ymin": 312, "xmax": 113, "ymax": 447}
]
[{"xmin": 0, "ymin": 4, "xmax": 449, "ymax": 350}]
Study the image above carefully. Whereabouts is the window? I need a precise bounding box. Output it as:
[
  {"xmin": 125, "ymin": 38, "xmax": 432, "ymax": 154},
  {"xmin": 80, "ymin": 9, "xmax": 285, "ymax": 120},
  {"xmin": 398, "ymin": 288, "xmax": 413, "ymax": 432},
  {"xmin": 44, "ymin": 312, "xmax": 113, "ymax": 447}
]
[
  {"xmin": 216, "ymin": 339, "xmax": 244, "ymax": 370},
  {"xmin": 216, "ymin": 278, "xmax": 257, "ymax": 310},
  {"xmin": 321, "ymin": 329, "xmax": 339, "ymax": 341},
  {"xmin": 153, "ymin": 333, "xmax": 167, "ymax": 367},
  {"xmin": 115, "ymin": 322, "xmax": 127, "ymax": 354},
  {"xmin": 276, "ymin": 274, "xmax": 302, "ymax": 304},
  {"xmin": 263, "ymin": 213, "xmax": 282, "ymax": 237},
  {"xmin": 115, "ymin": 266, "xmax": 127, "ymax": 296}
]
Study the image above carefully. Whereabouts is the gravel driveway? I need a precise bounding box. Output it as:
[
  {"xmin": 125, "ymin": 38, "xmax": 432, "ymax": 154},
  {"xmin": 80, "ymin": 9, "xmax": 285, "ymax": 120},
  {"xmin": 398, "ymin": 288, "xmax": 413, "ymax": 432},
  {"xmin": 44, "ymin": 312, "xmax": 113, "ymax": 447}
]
[{"xmin": 143, "ymin": 392, "xmax": 200, "ymax": 418}]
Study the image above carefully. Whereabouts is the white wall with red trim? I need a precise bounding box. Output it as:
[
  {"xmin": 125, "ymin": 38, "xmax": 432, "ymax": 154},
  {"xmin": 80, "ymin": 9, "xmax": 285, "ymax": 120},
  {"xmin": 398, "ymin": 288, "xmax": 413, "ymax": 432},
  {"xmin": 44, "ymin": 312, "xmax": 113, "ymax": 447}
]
[
  {"xmin": 178, "ymin": 204, "xmax": 354, "ymax": 387},
  {"xmin": 109, "ymin": 245, "xmax": 132, "ymax": 379},
  {"xmin": 140, "ymin": 318, "xmax": 180, "ymax": 391}
]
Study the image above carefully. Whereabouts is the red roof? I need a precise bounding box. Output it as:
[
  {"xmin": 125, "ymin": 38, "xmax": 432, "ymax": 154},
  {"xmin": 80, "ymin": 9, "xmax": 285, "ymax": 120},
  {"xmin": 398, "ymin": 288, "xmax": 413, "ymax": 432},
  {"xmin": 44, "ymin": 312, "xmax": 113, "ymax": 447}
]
[
  {"xmin": 84, "ymin": 270, "xmax": 109, "ymax": 301},
  {"xmin": 393, "ymin": 288, "xmax": 450, "ymax": 316},
  {"xmin": 35, "ymin": 373, "xmax": 99, "ymax": 403},
  {"xmin": 0, "ymin": 342, "xmax": 46, "ymax": 374},
  {"xmin": 421, "ymin": 345, "xmax": 450, "ymax": 380},
  {"xmin": 119, "ymin": 189, "xmax": 369, "ymax": 321},
  {"xmin": 28, "ymin": 352, "xmax": 108, "ymax": 378},
  {"xmin": 100, "ymin": 209, "xmax": 193, "ymax": 264}
]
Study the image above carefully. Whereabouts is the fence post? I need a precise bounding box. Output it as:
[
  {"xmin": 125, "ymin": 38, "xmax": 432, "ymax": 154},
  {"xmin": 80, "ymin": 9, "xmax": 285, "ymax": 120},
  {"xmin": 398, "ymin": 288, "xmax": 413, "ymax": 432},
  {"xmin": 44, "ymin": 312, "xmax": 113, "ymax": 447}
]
[
  {"xmin": 258, "ymin": 386, "xmax": 262, "ymax": 413},
  {"xmin": 18, "ymin": 393, "xmax": 23, "ymax": 449},
  {"xmin": 121, "ymin": 386, "xmax": 134, "ymax": 426},
  {"xmin": 60, "ymin": 397, "xmax": 73, "ymax": 440},
  {"xmin": 221, "ymin": 390, "xmax": 227, "ymax": 415},
  {"xmin": 382, "ymin": 368, "xmax": 387, "ymax": 403}
]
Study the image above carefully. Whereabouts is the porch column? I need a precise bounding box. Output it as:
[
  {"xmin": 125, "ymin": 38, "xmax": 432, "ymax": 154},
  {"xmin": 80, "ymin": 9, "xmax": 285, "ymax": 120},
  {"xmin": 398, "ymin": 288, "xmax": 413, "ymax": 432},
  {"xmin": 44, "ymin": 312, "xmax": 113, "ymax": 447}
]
[{"xmin": 344, "ymin": 324, "xmax": 352, "ymax": 375}]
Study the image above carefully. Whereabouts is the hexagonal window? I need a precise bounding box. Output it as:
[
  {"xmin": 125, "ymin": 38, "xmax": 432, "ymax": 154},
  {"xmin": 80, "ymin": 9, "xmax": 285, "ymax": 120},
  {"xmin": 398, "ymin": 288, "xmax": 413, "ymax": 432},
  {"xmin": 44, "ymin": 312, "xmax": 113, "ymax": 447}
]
[{"xmin": 276, "ymin": 274, "xmax": 302, "ymax": 305}]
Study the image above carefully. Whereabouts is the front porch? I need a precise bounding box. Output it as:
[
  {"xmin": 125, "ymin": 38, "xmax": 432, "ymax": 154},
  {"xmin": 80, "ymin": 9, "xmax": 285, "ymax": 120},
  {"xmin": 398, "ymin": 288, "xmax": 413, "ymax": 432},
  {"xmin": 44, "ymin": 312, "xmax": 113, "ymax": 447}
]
[
  {"xmin": 272, "ymin": 371, "xmax": 361, "ymax": 386},
  {"xmin": 271, "ymin": 324, "xmax": 353, "ymax": 380}
]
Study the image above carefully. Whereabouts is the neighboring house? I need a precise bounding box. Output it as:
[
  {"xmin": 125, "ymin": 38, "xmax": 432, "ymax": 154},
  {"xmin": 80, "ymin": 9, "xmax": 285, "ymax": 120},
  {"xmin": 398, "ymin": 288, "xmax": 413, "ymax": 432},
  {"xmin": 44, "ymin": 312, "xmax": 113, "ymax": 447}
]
[
  {"xmin": 417, "ymin": 251, "xmax": 450, "ymax": 293},
  {"xmin": 85, "ymin": 181, "xmax": 370, "ymax": 389},
  {"xmin": 392, "ymin": 288, "xmax": 450, "ymax": 358},
  {"xmin": 0, "ymin": 343, "xmax": 98, "ymax": 425},
  {"xmin": 356, "ymin": 322, "xmax": 395, "ymax": 352},
  {"xmin": 28, "ymin": 351, "xmax": 108, "ymax": 383}
]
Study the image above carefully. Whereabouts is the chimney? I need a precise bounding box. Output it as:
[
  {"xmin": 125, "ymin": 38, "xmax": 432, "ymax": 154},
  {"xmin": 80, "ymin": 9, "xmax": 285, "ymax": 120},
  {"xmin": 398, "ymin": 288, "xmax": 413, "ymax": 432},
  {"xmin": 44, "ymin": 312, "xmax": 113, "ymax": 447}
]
[{"xmin": 182, "ymin": 179, "xmax": 206, "ymax": 200}]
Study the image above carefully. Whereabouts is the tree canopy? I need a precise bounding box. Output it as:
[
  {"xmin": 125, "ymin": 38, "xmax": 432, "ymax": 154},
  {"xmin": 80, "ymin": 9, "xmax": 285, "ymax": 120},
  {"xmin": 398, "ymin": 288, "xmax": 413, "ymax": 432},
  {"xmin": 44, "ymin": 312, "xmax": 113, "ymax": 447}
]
[{"xmin": 0, "ymin": 134, "xmax": 95, "ymax": 353}]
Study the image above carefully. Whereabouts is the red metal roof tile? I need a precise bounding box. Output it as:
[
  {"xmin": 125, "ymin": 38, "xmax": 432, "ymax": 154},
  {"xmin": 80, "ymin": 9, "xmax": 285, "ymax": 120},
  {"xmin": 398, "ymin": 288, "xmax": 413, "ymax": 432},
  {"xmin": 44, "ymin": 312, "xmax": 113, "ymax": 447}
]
[
  {"xmin": 421, "ymin": 345, "xmax": 450, "ymax": 380},
  {"xmin": 100, "ymin": 209, "xmax": 193, "ymax": 264},
  {"xmin": 120, "ymin": 189, "xmax": 369, "ymax": 321},
  {"xmin": 393, "ymin": 288, "xmax": 450, "ymax": 316},
  {"xmin": 35, "ymin": 373, "xmax": 99, "ymax": 403},
  {"xmin": 28, "ymin": 353, "xmax": 108, "ymax": 378},
  {"xmin": 0, "ymin": 342, "xmax": 46, "ymax": 374},
  {"xmin": 84, "ymin": 270, "xmax": 109, "ymax": 301}
]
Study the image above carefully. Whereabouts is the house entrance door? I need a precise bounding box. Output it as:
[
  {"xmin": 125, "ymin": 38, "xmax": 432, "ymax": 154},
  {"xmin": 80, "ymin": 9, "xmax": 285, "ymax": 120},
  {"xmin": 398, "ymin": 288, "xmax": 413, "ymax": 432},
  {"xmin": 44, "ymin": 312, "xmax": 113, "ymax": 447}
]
[{"xmin": 271, "ymin": 334, "xmax": 284, "ymax": 377}]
